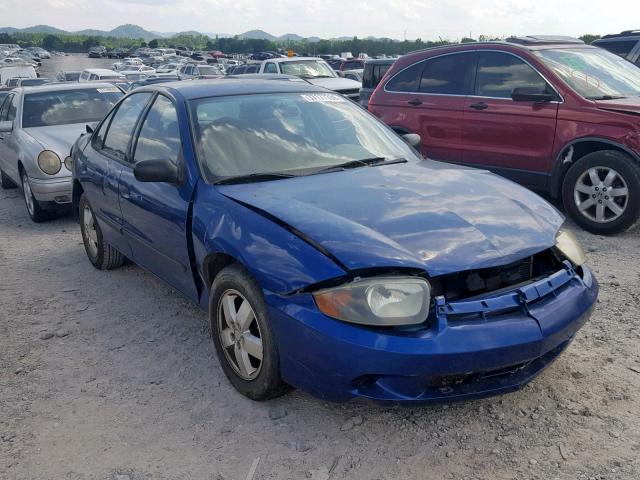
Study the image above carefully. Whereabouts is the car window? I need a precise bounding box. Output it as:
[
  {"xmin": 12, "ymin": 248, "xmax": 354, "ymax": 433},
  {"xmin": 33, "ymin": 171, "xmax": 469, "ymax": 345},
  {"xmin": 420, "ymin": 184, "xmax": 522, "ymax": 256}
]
[
  {"xmin": 192, "ymin": 92, "xmax": 421, "ymax": 181},
  {"xmin": 246, "ymin": 65, "xmax": 260, "ymax": 74},
  {"xmin": 0, "ymin": 94, "xmax": 13, "ymax": 121},
  {"xmin": 22, "ymin": 88, "xmax": 123, "ymax": 128},
  {"xmin": 475, "ymin": 52, "xmax": 550, "ymax": 99},
  {"xmin": 92, "ymin": 109, "xmax": 115, "ymax": 150},
  {"xmin": 419, "ymin": 52, "xmax": 476, "ymax": 95},
  {"xmin": 133, "ymin": 95, "xmax": 181, "ymax": 165},
  {"xmin": 101, "ymin": 92, "xmax": 152, "ymax": 161},
  {"xmin": 264, "ymin": 62, "xmax": 278, "ymax": 74},
  {"xmin": 595, "ymin": 40, "xmax": 638, "ymax": 58},
  {"xmin": 385, "ymin": 61, "xmax": 424, "ymax": 92},
  {"xmin": 6, "ymin": 94, "xmax": 18, "ymax": 122}
]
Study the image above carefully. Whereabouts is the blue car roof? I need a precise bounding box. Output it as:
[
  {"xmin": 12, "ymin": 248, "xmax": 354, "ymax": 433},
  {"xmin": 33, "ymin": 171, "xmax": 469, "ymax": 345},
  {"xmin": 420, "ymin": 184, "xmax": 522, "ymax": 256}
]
[{"xmin": 156, "ymin": 78, "xmax": 326, "ymax": 99}]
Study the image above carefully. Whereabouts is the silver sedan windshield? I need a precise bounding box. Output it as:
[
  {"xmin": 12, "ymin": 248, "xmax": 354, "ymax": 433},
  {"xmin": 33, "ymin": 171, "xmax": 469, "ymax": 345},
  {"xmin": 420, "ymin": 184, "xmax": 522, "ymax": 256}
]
[{"xmin": 22, "ymin": 88, "xmax": 123, "ymax": 128}]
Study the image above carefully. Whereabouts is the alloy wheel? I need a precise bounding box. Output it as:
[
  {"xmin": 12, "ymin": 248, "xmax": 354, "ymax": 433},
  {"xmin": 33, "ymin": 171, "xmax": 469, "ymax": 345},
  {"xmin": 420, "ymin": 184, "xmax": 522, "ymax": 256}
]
[
  {"xmin": 574, "ymin": 166, "xmax": 629, "ymax": 223},
  {"xmin": 217, "ymin": 289, "xmax": 263, "ymax": 380}
]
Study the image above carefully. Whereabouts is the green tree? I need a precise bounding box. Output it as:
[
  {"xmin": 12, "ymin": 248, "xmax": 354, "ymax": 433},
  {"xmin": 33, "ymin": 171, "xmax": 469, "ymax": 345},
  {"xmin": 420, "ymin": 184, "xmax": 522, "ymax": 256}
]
[
  {"xmin": 579, "ymin": 34, "xmax": 601, "ymax": 44},
  {"xmin": 148, "ymin": 39, "xmax": 159, "ymax": 49}
]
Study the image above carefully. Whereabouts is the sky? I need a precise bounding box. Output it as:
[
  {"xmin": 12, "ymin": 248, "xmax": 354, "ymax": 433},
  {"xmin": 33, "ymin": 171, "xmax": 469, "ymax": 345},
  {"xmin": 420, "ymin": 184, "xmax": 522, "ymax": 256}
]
[{"xmin": 0, "ymin": 0, "xmax": 638, "ymax": 40}]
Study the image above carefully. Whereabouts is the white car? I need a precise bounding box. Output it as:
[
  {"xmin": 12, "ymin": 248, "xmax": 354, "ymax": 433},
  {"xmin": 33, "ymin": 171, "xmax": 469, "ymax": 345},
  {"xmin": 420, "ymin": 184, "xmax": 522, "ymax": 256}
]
[
  {"xmin": 0, "ymin": 83, "xmax": 123, "ymax": 221},
  {"xmin": 257, "ymin": 57, "xmax": 362, "ymax": 100},
  {"xmin": 178, "ymin": 64, "xmax": 223, "ymax": 80},
  {"xmin": 78, "ymin": 69, "xmax": 125, "ymax": 82}
]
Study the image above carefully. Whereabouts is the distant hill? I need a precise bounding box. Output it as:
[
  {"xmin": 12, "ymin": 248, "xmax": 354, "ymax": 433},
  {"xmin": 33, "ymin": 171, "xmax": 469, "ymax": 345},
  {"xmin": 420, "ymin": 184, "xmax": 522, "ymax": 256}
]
[
  {"xmin": 238, "ymin": 29, "xmax": 277, "ymax": 41},
  {"xmin": 0, "ymin": 23, "xmax": 158, "ymax": 41},
  {"xmin": 0, "ymin": 24, "xmax": 402, "ymax": 43}
]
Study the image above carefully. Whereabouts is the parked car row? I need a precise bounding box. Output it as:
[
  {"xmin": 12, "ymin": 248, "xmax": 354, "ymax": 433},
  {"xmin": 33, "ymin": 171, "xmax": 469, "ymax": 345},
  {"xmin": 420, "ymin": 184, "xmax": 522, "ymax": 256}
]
[{"xmin": 0, "ymin": 69, "xmax": 599, "ymax": 406}]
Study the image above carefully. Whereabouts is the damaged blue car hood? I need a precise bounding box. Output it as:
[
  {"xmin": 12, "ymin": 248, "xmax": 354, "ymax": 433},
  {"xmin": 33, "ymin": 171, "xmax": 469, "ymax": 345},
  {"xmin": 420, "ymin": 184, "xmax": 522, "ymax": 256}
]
[{"xmin": 218, "ymin": 160, "xmax": 564, "ymax": 276}]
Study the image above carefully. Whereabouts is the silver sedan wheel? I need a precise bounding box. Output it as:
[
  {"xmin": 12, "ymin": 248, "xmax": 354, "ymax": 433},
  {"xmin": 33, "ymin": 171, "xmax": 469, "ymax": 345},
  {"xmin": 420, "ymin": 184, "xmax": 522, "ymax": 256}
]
[
  {"xmin": 22, "ymin": 174, "xmax": 34, "ymax": 216},
  {"xmin": 217, "ymin": 289, "xmax": 263, "ymax": 380},
  {"xmin": 82, "ymin": 205, "xmax": 99, "ymax": 258},
  {"xmin": 574, "ymin": 166, "xmax": 629, "ymax": 224}
]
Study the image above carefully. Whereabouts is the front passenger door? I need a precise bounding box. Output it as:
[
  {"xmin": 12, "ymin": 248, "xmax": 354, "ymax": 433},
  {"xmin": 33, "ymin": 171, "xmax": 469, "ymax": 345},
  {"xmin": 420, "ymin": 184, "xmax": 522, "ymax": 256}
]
[
  {"xmin": 118, "ymin": 94, "xmax": 198, "ymax": 300},
  {"xmin": 461, "ymin": 51, "xmax": 559, "ymax": 185}
]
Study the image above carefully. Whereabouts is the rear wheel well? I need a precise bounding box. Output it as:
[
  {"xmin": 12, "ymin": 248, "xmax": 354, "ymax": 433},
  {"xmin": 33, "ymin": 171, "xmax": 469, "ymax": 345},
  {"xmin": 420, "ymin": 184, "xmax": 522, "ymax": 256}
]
[
  {"xmin": 202, "ymin": 253, "xmax": 238, "ymax": 286},
  {"xmin": 552, "ymin": 140, "xmax": 638, "ymax": 197}
]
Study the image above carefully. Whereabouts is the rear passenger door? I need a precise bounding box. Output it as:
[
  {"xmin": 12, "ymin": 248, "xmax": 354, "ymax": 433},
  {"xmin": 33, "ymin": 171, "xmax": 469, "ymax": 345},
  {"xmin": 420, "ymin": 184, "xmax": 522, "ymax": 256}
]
[
  {"xmin": 118, "ymin": 93, "xmax": 198, "ymax": 300},
  {"xmin": 80, "ymin": 92, "xmax": 153, "ymax": 256},
  {"xmin": 461, "ymin": 51, "xmax": 559, "ymax": 184},
  {"xmin": 377, "ymin": 52, "xmax": 476, "ymax": 161}
]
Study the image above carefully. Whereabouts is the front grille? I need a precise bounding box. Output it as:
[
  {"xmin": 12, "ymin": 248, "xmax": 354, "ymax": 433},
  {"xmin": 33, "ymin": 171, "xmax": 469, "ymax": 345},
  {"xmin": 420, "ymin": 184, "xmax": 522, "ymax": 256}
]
[{"xmin": 430, "ymin": 249, "xmax": 563, "ymax": 302}]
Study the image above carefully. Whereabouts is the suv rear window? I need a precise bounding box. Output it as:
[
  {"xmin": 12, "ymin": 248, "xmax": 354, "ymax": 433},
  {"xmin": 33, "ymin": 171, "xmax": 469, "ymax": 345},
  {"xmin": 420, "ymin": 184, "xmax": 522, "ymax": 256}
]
[
  {"xmin": 594, "ymin": 39, "xmax": 638, "ymax": 58},
  {"xmin": 385, "ymin": 62, "xmax": 424, "ymax": 92},
  {"xmin": 362, "ymin": 62, "xmax": 392, "ymax": 89}
]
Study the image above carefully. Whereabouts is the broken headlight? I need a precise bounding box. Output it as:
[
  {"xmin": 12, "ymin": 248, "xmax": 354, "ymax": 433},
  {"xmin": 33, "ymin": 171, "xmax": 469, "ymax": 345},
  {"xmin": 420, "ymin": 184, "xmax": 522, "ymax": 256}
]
[
  {"xmin": 555, "ymin": 228, "xmax": 586, "ymax": 267},
  {"xmin": 313, "ymin": 277, "xmax": 430, "ymax": 326}
]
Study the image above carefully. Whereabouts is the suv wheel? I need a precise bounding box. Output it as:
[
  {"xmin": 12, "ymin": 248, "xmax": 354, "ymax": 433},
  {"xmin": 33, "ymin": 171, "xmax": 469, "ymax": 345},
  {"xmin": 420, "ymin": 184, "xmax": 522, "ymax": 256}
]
[{"xmin": 562, "ymin": 150, "xmax": 640, "ymax": 235}]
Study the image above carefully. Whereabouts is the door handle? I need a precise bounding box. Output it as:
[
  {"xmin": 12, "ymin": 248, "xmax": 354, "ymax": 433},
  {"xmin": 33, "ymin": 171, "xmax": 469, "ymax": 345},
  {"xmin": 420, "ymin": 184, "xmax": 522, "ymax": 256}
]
[
  {"xmin": 469, "ymin": 102, "xmax": 488, "ymax": 110},
  {"xmin": 407, "ymin": 98, "xmax": 423, "ymax": 106}
]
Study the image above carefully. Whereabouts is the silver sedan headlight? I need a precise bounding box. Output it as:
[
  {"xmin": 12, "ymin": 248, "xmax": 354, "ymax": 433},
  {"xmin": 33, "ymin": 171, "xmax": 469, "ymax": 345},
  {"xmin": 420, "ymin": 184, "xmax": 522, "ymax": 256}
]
[
  {"xmin": 555, "ymin": 228, "xmax": 586, "ymax": 266},
  {"xmin": 313, "ymin": 277, "xmax": 431, "ymax": 326},
  {"xmin": 37, "ymin": 150, "xmax": 61, "ymax": 175}
]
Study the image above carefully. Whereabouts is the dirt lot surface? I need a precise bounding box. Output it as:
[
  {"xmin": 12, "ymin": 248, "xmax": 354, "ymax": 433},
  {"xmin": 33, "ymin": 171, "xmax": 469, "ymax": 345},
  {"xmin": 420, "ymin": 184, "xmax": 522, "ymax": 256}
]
[{"xmin": 1, "ymin": 55, "xmax": 640, "ymax": 480}]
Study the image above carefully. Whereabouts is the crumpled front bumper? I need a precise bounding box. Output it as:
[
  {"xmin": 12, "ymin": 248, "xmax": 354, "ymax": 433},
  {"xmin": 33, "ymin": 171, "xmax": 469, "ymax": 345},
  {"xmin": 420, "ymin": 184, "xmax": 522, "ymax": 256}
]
[{"xmin": 266, "ymin": 262, "xmax": 598, "ymax": 404}]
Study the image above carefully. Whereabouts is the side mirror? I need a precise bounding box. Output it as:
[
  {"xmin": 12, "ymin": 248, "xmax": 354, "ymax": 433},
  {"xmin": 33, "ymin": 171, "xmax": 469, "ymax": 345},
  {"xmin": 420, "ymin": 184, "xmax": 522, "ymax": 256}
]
[
  {"xmin": 402, "ymin": 133, "xmax": 422, "ymax": 150},
  {"xmin": 133, "ymin": 159, "xmax": 180, "ymax": 184},
  {"xmin": 85, "ymin": 124, "xmax": 94, "ymax": 134},
  {"xmin": 511, "ymin": 87, "xmax": 555, "ymax": 103},
  {"xmin": 0, "ymin": 121, "xmax": 13, "ymax": 133}
]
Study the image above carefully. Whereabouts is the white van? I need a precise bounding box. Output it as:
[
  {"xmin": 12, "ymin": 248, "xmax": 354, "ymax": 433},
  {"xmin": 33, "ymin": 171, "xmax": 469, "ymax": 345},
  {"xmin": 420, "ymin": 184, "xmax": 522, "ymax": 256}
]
[
  {"xmin": 78, "ymin": 68, "xmax": 125, "ymax": 82},
  {"xmin": 0, "ymin": 66, "xmax": 37, "ymax": 86}
]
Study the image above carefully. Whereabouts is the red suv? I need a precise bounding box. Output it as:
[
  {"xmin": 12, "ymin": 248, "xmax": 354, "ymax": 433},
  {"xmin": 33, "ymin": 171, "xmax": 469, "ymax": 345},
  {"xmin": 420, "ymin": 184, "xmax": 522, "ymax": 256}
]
[{"xmin": 369, "ymin": 36, "xmax": 640, "ymax": 234}]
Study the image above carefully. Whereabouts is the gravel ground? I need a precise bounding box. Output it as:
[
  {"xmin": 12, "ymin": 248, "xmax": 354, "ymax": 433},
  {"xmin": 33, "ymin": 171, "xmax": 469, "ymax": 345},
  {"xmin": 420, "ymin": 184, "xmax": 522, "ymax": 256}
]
[{"xmin": 1, "ymin": 55, "xmax": 640, "ymax": 480}]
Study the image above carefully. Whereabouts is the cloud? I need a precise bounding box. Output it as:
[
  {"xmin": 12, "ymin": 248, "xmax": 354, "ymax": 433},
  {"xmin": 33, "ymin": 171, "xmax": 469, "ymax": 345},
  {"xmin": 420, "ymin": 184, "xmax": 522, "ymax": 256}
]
[{"xmin": 2, "ymin": 0, "xmax": 637, "ymax": 39}]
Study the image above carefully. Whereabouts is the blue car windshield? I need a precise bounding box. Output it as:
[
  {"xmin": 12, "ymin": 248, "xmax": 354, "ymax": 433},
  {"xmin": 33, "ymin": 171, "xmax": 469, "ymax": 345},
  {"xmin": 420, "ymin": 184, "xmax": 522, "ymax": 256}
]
[
  {"xmin": 22, "ymin": 87, "xmax": 123, "ymax": 128},
  {"xmin": 191, "ymin": 92, "xmax": 420, "ymax": 181}
]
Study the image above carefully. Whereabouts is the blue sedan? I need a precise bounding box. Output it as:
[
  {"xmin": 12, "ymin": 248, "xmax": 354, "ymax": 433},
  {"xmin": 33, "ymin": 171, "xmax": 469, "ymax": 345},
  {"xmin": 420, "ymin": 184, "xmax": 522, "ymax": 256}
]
[{"xmin": 71, "ymin": 79, "xmax": 598, "ymax": 404}]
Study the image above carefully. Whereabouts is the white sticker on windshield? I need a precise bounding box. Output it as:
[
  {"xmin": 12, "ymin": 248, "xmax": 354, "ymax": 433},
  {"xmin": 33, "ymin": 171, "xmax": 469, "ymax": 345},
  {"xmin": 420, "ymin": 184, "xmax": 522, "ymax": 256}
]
[
  {"xmin": 96, "ymin": 87, "xmax": 121, "ymax": 93},
  {"xmin": 300, "ymin": 93, "xmax": 345, "ymax": 103}
]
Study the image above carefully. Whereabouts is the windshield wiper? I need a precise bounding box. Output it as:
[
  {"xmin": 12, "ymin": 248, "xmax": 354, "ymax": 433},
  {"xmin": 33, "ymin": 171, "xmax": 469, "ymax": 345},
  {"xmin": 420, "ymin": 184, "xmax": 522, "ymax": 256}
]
[
  {"xmin": 214, "ymin": 172, "xmax": 295, "ymax": 185},
  {"xmin": 312, "ymin": 157, "xmax": 408, "ymax": 174},
  {"xmin": 587, "ymin": 95, "xmax": 627, "ymax": 100}
]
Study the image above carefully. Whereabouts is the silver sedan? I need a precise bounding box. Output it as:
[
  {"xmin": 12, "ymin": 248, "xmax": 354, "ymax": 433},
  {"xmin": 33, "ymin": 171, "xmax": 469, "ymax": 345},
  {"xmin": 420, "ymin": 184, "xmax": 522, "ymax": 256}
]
[{"xmin": 0, "ymin": 83, "xmax": 123, "ymax": 221}]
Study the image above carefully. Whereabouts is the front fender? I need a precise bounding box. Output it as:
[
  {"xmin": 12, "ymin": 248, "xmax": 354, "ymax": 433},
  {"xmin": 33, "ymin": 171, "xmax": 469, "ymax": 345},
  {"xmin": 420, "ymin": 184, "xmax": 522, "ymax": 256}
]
[{"xmin": 192, "ymin": 187, "xmax": 346, "ymax": 297}]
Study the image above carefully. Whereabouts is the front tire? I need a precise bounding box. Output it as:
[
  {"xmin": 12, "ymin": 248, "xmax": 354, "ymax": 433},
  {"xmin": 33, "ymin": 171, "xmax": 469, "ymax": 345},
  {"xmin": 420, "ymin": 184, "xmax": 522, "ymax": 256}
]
[
  {"xmin": 209, "ymin": 264, "xmax": 288, "ymax": 401},
  {"xmin": 20, "ymin": 170, "xmax": 49, "ymax": 222},
  {"xmin": 562, "ymin": 150, "xmax": 640, "ymax": 235},
  {"xmin": 79, "ymin": 193, "xmax": 125, "ymax": 270}
]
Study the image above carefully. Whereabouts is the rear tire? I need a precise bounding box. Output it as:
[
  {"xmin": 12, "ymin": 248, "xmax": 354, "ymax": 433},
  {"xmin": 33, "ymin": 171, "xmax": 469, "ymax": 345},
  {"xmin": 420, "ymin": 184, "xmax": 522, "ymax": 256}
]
[
  {"xmin": 209, "ymin": 264, "xmax": 289, "ymax": 401},
  {"xmin": 1, "ymin": 170, "xmax": 17, "ymax": 189},
  {"xmin": 562, "ymin": 150, "xmax": 640, "ymax": 235},
  {"xmin": 79, "ymin": 193, "xmax": 125, "ymax": 270}
]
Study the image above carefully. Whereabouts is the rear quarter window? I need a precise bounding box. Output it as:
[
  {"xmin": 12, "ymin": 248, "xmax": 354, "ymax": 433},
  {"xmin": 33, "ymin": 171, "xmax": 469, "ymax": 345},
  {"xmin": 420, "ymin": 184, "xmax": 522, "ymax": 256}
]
[{"xmin": 385, "ymin": 61, "xmax": 424, "ymax": 92}]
